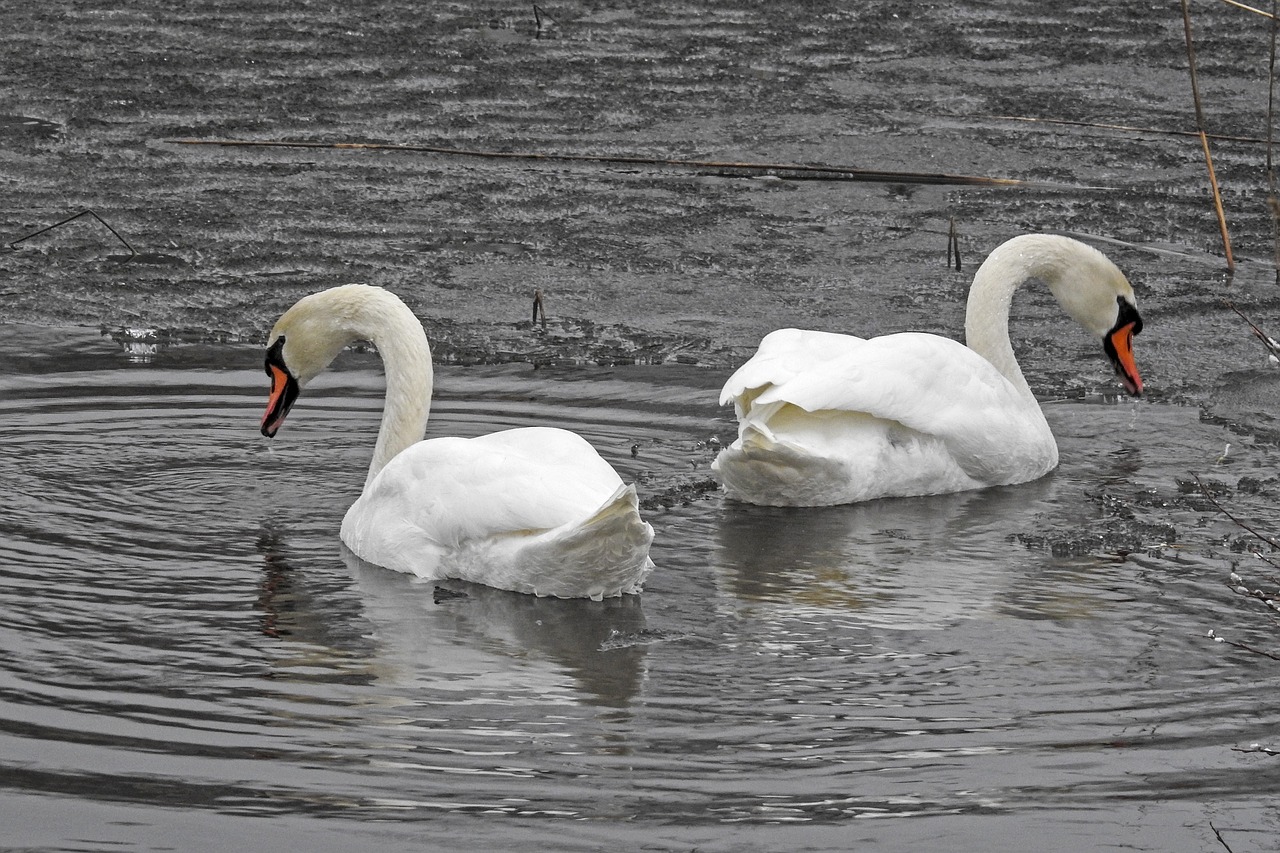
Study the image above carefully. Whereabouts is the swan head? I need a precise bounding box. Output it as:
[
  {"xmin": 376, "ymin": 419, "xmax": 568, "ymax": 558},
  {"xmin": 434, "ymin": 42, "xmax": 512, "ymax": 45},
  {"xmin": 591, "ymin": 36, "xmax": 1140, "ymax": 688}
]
[
  {"xmin": 1046, "ymin": 254, "xmax": 1143, "ymax": 397},
  {"xmin": 260, "ymin": 286, "xmax": 372, "ymax": 437},
  {"xmin": 1006, "ymin": 235, "xmax": 1145, "ymax": 397}
]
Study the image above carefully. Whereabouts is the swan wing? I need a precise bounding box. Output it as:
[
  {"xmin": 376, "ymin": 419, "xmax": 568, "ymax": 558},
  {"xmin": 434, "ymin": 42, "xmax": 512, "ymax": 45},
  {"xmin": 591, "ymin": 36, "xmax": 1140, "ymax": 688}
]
[
  {"xmin": 349, "ymin": 426, "xmax": 625, "ymax": 550},
  {"xmin": 761, "ymin": 334, "xmax": 1022, "ymax": 421},
  {"xmin": 719, "ymin": 328, "xmax": 867, "ymax": 407},
  {"xmin": 740, "ymin": 332, "xmax": 1052, "ymax": 483}
]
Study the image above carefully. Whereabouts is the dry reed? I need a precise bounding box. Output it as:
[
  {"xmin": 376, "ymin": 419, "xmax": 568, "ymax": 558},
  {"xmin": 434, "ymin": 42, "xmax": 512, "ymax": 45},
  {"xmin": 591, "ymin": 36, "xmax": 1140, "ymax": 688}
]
[
  {"xmin": 1182, "ymin": 0, "xmax": 1237, "ymax": 272},
  {"xmin": 166, "ymin": 138, "xmax": 1071, "ymax": 189}
]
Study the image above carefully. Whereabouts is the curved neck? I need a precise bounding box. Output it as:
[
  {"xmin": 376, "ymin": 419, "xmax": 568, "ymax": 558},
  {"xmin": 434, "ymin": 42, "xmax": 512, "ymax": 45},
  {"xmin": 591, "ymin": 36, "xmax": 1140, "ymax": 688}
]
[
  {"xmin": 365, "ymin": 313, "xmax": 433, "ymax": 485},
  {"xmin": 962, "ymin": 237, "xmax": 1065, "ymax": 401},
  {"xmin": 275, "ymin": 285, "xmax": 435, "ymax": 486},
  {"xmin": 366, "ymin": 325, "xmax": 435, "ymax": 484}
]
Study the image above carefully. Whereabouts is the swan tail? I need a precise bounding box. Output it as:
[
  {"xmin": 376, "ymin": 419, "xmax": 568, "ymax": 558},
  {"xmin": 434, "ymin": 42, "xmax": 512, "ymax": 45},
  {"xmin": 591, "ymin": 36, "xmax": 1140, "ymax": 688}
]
[
  {"xmin": 485, "ymin": 484, "xmax": 656, "ymax": 600},
  {"xmin": 716, "ymin": 411, "xmax": 1005, "ymax": 507},
  {"xmin": 344, "ymin": 484, "xmax": 655, "ymax": 599},
  {"xmin": 713, "ymin": 423, "xmax": 848, "ymax": 506}
]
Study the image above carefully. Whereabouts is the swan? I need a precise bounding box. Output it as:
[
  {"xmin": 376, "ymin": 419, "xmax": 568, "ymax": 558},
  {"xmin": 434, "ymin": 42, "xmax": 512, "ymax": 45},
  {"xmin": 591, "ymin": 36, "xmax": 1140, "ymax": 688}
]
[
  {"xmin": 259, "ymin": 284, "xmax": 655, "ymax": 599},
  {"xmin": 712, "ymin": 233, "xmax": 1144, "ymax": 507}
]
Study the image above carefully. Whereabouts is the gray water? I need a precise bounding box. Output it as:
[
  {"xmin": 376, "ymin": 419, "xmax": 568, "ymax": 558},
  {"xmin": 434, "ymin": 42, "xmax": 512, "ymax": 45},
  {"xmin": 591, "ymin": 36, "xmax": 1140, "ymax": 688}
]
[
  {"xmin": 6, "ymin": 0, "xmax": 1280, "ymax": 849},
  {"xmin": 3, "ymin": 325, "xmax": 1279, "ymax": 852}
]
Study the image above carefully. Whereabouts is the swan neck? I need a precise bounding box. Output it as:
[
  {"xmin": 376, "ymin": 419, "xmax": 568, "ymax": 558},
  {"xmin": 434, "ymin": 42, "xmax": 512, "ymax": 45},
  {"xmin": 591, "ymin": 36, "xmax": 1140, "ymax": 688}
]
[
  {"xmin": 361, "ymin": 300, "xmax": 433, "ymax": 486},
  {"xmin": 963, "ymin": 246, "xmax": 1044, "ymax": 400}
]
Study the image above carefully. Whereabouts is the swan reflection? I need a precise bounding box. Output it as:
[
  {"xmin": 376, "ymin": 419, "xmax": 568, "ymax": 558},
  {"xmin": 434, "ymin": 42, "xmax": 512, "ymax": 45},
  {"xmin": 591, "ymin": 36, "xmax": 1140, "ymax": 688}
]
[
  {"xmin": 255, "ymin": 525, "xmax": 650, "ymax": 707},
  {"xmin": 713, "ymin": 479, "xmax": 1058, "ymax": 629},
  {"xmin": 343, "ymin": 549, "xmax": 650, "ymax": 708},
  {"xmin": 255, "ymin": 523, "xmax": 371, "ymax": 646}
]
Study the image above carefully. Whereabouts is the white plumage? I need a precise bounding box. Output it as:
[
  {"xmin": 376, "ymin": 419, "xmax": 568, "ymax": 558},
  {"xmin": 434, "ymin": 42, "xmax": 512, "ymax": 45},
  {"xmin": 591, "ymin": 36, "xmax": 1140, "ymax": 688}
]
[
  {"xmin": 260, "ymin": 285, "xmax": 654, "ymax": 599},
  {"xmin": 713, "ymin": 234, "xmax": 1145, "ymax": 507}
]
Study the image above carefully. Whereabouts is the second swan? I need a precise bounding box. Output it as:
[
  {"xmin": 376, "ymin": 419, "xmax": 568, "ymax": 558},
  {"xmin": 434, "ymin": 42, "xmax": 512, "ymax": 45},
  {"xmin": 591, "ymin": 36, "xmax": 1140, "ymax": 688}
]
[
  {"xmin": 712, "ymin": 233, "xmax": 1145, "ymax": 507},
  {"xmin": 260, "ymin": 284, "xmax": 655, "ymax": 599}
]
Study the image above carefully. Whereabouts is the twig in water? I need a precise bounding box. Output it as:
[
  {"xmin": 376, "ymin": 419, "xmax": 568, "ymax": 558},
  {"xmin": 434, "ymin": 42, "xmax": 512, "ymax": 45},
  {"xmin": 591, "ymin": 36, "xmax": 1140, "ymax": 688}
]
[
  {"xmin": 1209, "ymin": 629, "xmax": 1280, "ymax": 660},
  {"xmin": 1210, "ymin": 822, "xmax": 1235, "ymax": 853},
  {"xmin": 947, "ymin": 219, "xmax": 962, "ymax": 271},
  {"xmin": 1191, "ymin": 473, "xmax": 1280, "ymax": 550},
  {"xmin": 1221, "ymin": 0, "xmax": 1274, "ymax": 18},
  {"xmin": 532, "ymin": 288, "xmax": 547, "ymax": 330},
  {"xmin": 1182, "ymin": 0, "xmax": 1237, "ymax": 272},
  {"xmin": 166, "ymin": 138, "xmax": 1075, "ymax": 189},
  {"xmin": 986, "ymin": 114, "xmax": 1271, "ymax": 145},
  {"xmin": 529, "ymin": 3, "xmax": 550, "ymax": 35},
  {"xmin": 1222, "ymin": 300, "xmax": 1280, "ymax": 359},
  {"xmin": 1271, "ymin": 0, "xmax": 1280, "ymax": 280},
  {"xmin": 7, "ymin": 209, "xmax": 138, "ymax": 260},
  {"xmin": 1209, "ymin": 822, "xmax": 1235, "ymax": 853}
]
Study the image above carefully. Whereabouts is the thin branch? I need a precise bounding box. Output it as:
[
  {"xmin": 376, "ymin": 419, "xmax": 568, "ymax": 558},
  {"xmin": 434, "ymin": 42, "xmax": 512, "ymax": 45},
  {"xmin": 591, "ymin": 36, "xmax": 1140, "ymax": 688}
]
[
  {"xmin": 7, "ymin": 209, "xmax": 138, "ymax": 259},
  {"xmin": 1210, "ymin": 629, "xmax": 1280, "ymax": 660},
  {"xmin": 1253, "ymin": 549, "xmax": 1280, "ymax": 570},
  {"xmin": 165, "ymin": 137, "xmax": 1090, "ymax": 189},
  {"xmin": 1271, "ymin": 0, "xmax": 1280, "ymax": 280},
  {"xmin": 986, "ymin": 114, "xmax": 1271, "ymax": 145},
  {"xmin": 1208, "ymin": 819, "xmax": 1228, "ymax": 850},
  {"xmin": 1223, "ymin": 575, "xmax": 1280, "ymax": 606},
  {"xmin": 947, "ymin": 218, "xmax": 962, "ymax": 271},
  {"xmin": 1222, "ymin": 0, "xmax": 1274, "ymax": 18},
  {"xmin": 1191, "ymin": 473, "xmax": 1280, "ymax": 549},
  {"xmin": 532, "ymin": 288, "xmax": 546, "ymax": 330},
  {"xmin": 1182, "ymin": 0, "xmax": 1237, "ymax": 271},
  {"xmin": 1222, "ymin": 300, "xmax": 1280, "ymax": 358}
]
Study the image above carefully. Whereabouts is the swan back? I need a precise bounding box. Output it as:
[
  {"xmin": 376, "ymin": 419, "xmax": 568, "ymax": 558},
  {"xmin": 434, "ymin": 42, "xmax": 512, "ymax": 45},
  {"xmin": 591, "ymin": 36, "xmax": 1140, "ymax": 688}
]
[{"xmin": 719, "ymin": 328, "xmax": 866, "ymax": 412}]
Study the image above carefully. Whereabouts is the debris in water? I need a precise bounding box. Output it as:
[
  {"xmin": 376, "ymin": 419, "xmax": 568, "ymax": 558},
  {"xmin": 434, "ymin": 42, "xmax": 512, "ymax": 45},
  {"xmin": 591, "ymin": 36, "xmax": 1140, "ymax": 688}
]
[{"xmin": 8, "ymin": 209, "xmax": 139, "ymax": 261}]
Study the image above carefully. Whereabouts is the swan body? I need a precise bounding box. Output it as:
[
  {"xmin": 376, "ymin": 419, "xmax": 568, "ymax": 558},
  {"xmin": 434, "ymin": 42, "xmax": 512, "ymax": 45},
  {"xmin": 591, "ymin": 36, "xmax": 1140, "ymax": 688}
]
[
  {"xmin": 713, "ymin": 234, "xmax": 1144, "ymax": 507},
  {"xmin": 260, "ymin": 284, "xmax": 655, "ymax": 599}
]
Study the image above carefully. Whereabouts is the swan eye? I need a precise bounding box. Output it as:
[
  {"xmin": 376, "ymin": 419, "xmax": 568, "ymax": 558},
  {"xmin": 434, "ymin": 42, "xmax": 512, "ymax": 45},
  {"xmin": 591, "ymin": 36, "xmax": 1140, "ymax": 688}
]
[
  {"xmin": 1114, "ymin": 296, "xmax": 1142, "ymax": 336},
  {"xmin": 265, "ymin": 336, "xmax": 287, "ymax": 376}
]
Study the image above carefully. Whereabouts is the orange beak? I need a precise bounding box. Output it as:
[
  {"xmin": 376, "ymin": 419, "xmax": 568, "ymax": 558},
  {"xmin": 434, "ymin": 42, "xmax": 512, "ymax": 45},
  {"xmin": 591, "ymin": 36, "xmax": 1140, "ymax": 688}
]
[
  {"xmin": 1106, "ymin": 322, "xmax": 1143, "ymax": 396},
  {"xmin": 261, "ymin": 336, "xmax": 300, "ymax": 437}
]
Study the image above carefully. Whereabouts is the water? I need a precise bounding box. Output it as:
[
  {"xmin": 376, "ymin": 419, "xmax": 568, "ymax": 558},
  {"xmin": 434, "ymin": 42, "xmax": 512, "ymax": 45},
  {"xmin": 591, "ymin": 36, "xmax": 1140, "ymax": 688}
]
[
  {"xmin": 3, "ymin": 326, "xmax": 1279, "ymax": 852},
  {"xmin": 6, "ymin": 0, "xmax": 1280, "ymax": 848}
]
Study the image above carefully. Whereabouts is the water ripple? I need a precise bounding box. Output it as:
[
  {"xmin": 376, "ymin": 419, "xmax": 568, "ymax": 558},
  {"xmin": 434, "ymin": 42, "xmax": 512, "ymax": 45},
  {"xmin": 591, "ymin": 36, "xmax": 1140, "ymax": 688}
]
[{"xmin": 2, "ymin": 328, "xmax": 1280, "ymax": 851}]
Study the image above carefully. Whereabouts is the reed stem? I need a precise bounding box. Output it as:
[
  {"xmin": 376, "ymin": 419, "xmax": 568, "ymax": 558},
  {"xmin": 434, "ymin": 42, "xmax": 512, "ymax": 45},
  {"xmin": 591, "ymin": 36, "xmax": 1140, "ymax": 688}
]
[
  {"xmin": 166, "ymin": 138, "xmax": 1061, "ymax": 189},
  {"xmin": 1182, "ymin": 0, "xmax": 1237, "ymax": 272}
]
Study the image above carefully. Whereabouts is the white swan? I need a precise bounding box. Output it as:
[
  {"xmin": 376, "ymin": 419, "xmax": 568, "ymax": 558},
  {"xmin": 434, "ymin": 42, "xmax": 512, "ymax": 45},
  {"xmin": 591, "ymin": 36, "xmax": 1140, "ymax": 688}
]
[
  {"xmin": 712, "ymin": 233, "xmax": 1144, "ymax": 507},
  {"xmin": 259, "ymin": 284, "xmax": 655, "ymax": 599}
]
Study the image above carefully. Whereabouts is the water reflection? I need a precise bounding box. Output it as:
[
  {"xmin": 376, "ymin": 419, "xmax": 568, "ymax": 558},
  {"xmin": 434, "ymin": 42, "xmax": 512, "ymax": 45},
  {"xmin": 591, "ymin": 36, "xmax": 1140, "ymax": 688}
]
[
  {"xmin": 8, "ymin": 326, "xmax": 1280, "ymax": 852},
  {"xmin": 254, "ymin": 522, "xmax": 649, "ymax": 706},
  {"xmin": 255, "ymin": 523, "xmax": 368, "ymax": 644},
  {"xmin": 713, "ymin": 479, "xmax": 1059, "ymax": 629},
  {"xmin": 343, "ymin": 552, "xmax": 650, "ymax": 708},
  {"xmin": 114, "ymin": 327, "xmax": 160, "ymax": 363}
]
